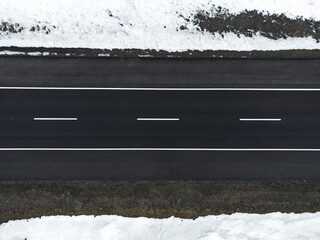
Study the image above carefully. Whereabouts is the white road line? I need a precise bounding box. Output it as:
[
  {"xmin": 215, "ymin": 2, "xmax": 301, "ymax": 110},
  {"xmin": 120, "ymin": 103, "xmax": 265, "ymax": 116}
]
[
  {"xmin": 34, "ymin": 118, "xmax": 78, "ymax": 121},
  {"xmin": 1, "ymin": 87, "xmax": 320, "ymax": 91},
  {"xmin": 239, "ymin": 118, "xmax": 281, "ymax": 121},
  {"xmin": 137, "ymin": 118, "xmax": 179, "ymax": 121},
  {"xmin": 0, "ymin": 148, "xmax": 320, "ymax": 151}
]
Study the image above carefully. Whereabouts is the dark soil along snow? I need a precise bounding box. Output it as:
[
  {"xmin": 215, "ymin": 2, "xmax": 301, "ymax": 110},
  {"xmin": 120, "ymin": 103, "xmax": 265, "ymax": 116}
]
[
  {"xmin": 0, "ymin": 21, "xmax": 55, "ymax": 35},
  {"xmin": 0, "ymin": 22, "xmax": 23, "ymax": 34},
  {"xmin": 2, "ymin": 6, "xmax": 320, "ymax": 50},
  {"xmin": 2, "ymin": 46, "xmax": 320, "ymax": 58},
  {"xmin": 1, "ymin": 181, "xmax": 320, "ymax": 223},
  {"xmin": 182, "ymin": 6, "xmax": 320, "ymax": 42}
]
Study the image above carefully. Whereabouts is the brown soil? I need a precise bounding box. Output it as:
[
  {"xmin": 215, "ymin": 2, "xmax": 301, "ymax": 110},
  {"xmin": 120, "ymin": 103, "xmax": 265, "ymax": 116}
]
[
  {"xmin": 1, "ymin": 181, "xmax": 320, "ymax": 224},
  {"xmin": 183, "ymin": 7, "xmax": 320, "ymax": 42}
]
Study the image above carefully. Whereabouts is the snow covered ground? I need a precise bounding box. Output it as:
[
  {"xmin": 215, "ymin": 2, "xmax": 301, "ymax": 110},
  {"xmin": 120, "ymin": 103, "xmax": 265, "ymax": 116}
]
[
  {"xmin": 1, "ymin": 0, "xmax": 320, "ymax": 51},
  {"xmin": 1, "ymin": 213, "xmax": 320, "ymax": 240}
]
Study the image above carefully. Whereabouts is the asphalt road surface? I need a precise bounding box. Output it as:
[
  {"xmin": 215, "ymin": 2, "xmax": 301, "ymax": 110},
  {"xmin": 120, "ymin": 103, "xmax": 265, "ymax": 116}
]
[
  {"xmin": 1, "ymin": 57, "xmax": 320, "ymax": 180},
  {"xmin": 1, "ymin": 57, "xmax": 320, "ymax": 88},
  {"xmin": 2, "ymin": 89, "xmax": 320, "ymax": 149}
]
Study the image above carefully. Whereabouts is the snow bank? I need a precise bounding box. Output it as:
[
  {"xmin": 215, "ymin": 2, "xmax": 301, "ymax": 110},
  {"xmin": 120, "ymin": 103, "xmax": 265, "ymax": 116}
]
[
  {"xmin": 1, "ymin": 0, "xmax": 320, "ymax": 51},
  {"xmin": 1, "ymin": 213, "xmax": 320, "ymax": 240}
]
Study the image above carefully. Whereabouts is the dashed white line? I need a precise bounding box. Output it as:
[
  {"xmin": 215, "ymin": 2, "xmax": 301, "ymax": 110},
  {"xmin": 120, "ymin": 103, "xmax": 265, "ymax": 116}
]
[
  {"xmin": 34, "ymin": 118, "xmax": 78, "ymax": 121},
  {"xmin": 137, "ymin": 118, "xmax": 179, "ymax": 121},
  {"xmin": 239, "ymin": 118, "xmax": 281, "ymax": 121}
]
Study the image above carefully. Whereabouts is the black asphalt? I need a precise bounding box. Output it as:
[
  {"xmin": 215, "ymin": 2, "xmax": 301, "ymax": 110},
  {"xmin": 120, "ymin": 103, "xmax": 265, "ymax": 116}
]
[
  {"xmin": 1, "ymin": 57, "xmax": 320, "ymax": 88},
  {"xmin": 1, "ymin": 89, "xmax": 320, "ymax": 149},
  {"xmin": 1, "ymin": 57, "xmax": 320, "ymax": 180}
]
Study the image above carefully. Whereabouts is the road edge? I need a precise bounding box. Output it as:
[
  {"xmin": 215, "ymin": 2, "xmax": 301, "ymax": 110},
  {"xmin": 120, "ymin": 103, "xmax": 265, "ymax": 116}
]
[{"xmin": 2, "ymin": 47, "xmax": 320, "ymax": 58}]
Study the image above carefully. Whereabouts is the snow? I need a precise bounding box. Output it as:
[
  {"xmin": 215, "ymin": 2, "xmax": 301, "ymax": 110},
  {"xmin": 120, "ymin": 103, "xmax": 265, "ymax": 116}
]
[
  {"xmin": 98, "ymin": 53, "xmax": 111, "ymax": 57},
  {"xmin": 0, "ymin": 50, "xmax": 24, "ymax": 55},
  {"xmin": 0, "ymin": 51, "xmax": 54, "ymax": 56},
  {"xmin": 1, "ymin": 0, "xmax": 320, "ymax": 51},
  {"xmin": 1, "ymin": 213, "xmax": 320, "ymax": 240}
]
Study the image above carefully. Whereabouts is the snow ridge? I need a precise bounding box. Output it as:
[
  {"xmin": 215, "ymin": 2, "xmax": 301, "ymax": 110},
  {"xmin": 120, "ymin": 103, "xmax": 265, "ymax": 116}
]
[
  {"xmin": 1, "ymin": 213, "xmax": 320, "ymax": 240},
  {"xmin": 1, "ymin": 0, "xmax": 320, "ymax": 51},
  {"xmin": 1, "ymin": 1, "xmax": 320, "ymax": 51}
]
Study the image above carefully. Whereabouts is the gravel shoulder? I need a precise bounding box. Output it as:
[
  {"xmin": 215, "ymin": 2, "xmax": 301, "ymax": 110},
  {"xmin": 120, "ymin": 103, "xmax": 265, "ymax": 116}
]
[
  {"xmin": 2, "ymin": 47, "xmax": 320, "ymax": 58},
  {"xmin": 1, "ymin": 181, "xmax": 320, "ymax": 224}
]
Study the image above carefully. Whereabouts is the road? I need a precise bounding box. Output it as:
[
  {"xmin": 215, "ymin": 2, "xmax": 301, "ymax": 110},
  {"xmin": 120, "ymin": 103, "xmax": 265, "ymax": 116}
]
[
  {"xmin": 1, "ymin": 57, "xmax": 320, "ymax": 88},
  {"xmin": 2, "ymin": 89, "xmax": 320, "ymax": 149},
  {"xmin": 1, "ymin": 57, "xmax": 320, "ymax": 180}
]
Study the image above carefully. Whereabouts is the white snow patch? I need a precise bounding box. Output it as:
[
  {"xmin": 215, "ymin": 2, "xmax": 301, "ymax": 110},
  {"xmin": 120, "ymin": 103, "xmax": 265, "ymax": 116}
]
[
  {"xmin": 0, "ymin": 0, "xmax": 320, "ymax": 51},
  {"xmin": 98, "ymin": 53, "xmax": 111, "ymax": 57},
  {"xmin": 1, "ymin": 213, "xmax": 320, "ymax": 240},
  {"xmin": 137, "ymin": 54, "xmax": 154, "ymax": 57},
  {"xmin": 0, "ymin": 51, "xmax": 54, "ymax": 56},
  {"xmin": 26, "ymin": 51, "xmax": 42, "ymax": 56},
  {"xmin": 0, "ymin": 51, "xmax": 25, "ymax": 55}
]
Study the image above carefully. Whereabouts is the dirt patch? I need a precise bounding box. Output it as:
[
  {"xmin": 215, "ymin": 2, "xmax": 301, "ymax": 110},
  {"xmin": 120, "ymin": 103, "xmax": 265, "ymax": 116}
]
[
  {"xmin": 182, "ymin": 6, "xmax": 320, "ymax": 42},
  {"xmin": 1, "ymin": 181, "xmax": 320, "ymax": 223},
  {"xmin": 0, "ymin": 22, "xmax": 24, "ymax": 34},
  {"xmin": 0, "ymin": 21, "xmax": 55, "ymax": 35}
]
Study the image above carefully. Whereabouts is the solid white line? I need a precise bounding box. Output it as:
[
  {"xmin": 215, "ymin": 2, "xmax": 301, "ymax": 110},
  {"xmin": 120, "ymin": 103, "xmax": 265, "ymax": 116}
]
[
  {"xmin": 34, "ymin": 118, "xmax": 78, "ymax": 121},
  {"xmin": 0, "ymin": 148, "xmax": 320, "ymax": 151},
  {"xmin": 1, "ymin": 87, "xmax": 320, "ymax": 91},
  {"xmin": 137, "ymin": 118, "xmax": 179, "ymax": 121},
  {"xmin": 240, "ymin": 118, "xmax": 281, "ymax": 121}
]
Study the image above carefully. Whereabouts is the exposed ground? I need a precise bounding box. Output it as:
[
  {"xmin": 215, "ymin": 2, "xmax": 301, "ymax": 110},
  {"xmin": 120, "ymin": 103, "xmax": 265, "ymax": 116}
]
[
  {"xmin": 2, "ymin": 6, "xmax": 320, "ymax": 52},
  {"xmin": 1, "ymin": 21, "xmax": 54, "ymax": 35},
  {"xmin": 1, "ymin": 181, "xmax": 320, "ymax": 223},
  {"xmin": 2, "ymin": 47, "xmax": 320, "ymax": 58},
  {"xmin": 183, "ymin": 7, "xmax": 320, "ymax": 42}
]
